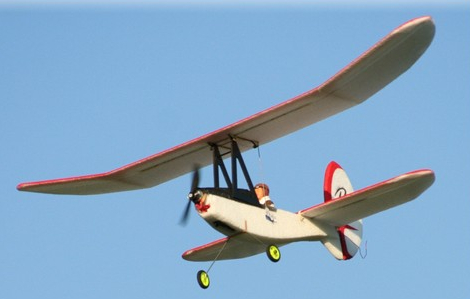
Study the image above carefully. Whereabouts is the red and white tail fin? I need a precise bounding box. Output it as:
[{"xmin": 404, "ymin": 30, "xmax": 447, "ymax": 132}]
[{"xmin": 321, "ymin": 162, "xmax": 363, "ymax": 260}]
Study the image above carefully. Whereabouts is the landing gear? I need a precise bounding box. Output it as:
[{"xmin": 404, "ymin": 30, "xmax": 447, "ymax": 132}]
[
  {"xmin": 266, "ymin": 244, "xmax": 281, "ymax": 262},
  {"xmin": 194, "ymin": 244, "xmax": 280, "ymax": 288},
  {"xmin": 195, "ymin": 240, "xmax": 229, "ymax": 289},
  {"xmin": 197, "ymin": 270, "xmax": 210, "ymax": 289}
]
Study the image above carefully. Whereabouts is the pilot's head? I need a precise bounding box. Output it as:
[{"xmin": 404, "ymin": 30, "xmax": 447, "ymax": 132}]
[{"xmin": 255, "ymin": 183, "xmax": 270, "ymax": 198}]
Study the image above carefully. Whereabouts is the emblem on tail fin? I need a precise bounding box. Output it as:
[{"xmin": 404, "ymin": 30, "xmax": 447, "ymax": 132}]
[{"xmin": 322, "ymin": 162, "xmax": 363, "ymax": 260}]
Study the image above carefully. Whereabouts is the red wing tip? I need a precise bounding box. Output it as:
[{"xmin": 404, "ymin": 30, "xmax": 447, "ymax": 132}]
[
  {"xmin": 181, "ymin": 250, "xmax": 193, "ymax": 259},
  {"xmin": 401, "ymin": 16, "xmax": 434, "ymax": 28},
  {"xmin": 407, "ymin": 168, "xmax": 435, "ymax": 177},
  {"xmin": 419, "ymin": 169, "xmax": 436, "ymax": 180},
  {"xmin": 16, "ymin": 171, "xmax": 111, "ymax": 193},
  {"xmin": 16, "ymin": 180, "xmax": 60, "ymax": 192},
  {"xmin": 17, "ymin": 182, "xmax": 36, "ymax": 192},
  {"xmin": 411, "ymin": 15, "xmax": 433, "ymax": 23},
  {"xmin": 391, "ymin": 168, "xmax": 435, "ymax": 182},
  {"xmin": 393, "ymin": 16, "xmax": 435, "ymax": 35}
]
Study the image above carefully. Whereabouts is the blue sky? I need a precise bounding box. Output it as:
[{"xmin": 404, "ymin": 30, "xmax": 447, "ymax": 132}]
[{"xmin": 1, "ymin": 3, "xmax": 469, "ymax": 299}]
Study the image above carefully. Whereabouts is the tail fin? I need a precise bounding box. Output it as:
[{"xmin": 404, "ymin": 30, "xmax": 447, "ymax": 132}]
[{"xmin": 321, "ymin": 162, "xmax": 363, "ymax": 260}]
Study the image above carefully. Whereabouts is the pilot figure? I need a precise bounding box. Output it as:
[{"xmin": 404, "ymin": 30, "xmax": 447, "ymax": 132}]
[{"xmin": 255, "ymin": 183, "xmax": 275, "ymax": 209}]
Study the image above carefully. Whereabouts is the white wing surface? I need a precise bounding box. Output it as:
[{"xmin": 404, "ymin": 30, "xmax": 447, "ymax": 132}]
[{"xmin": 17, "ymin": 17, "xmax": 435, "ymax": 195}]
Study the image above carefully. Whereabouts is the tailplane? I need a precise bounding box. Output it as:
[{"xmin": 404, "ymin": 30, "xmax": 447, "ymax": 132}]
[{"xmin": 321, "ymin": 162, "xmax": 363, "ymax": 260}]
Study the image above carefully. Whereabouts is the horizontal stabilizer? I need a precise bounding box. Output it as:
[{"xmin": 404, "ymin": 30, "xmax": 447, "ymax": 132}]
[{"xmin": 300, "ymin": 169, "xmax": 435, "ymax": 226}]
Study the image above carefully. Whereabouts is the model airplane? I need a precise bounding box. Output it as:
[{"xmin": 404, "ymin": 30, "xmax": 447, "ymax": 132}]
[{"xmin": 18, "ymin": 16, "xmax": 436, "ymax": 289}]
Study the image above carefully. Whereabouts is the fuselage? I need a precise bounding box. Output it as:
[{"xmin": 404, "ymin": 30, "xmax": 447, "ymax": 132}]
[{"xmin": 195, "ymin": 192, "xmax": 328, "ymax": 245}]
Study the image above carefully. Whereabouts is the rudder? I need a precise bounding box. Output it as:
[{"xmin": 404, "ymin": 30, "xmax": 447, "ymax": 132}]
[{"xmin": 321, "ymin": 161, "xmax": 363, "ymax": 260}]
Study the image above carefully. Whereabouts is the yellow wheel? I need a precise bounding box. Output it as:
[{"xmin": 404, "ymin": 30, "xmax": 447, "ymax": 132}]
[
  {"xmin": 266, "ymin": 244, "xmax": 281, "ymax": 262},
  {"xmin": 197, "ymin": 270, "xmax": 210, "ymax": 289}
]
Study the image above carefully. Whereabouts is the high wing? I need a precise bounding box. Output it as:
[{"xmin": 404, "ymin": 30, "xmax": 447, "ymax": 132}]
[
  {"xmin": 17, "ymin": 17, "xmax": 435, "ymax": 195},
  {"xmin": 182, "ymin": 233, "xmax": 268, "ymax": 262},
  {"xmin": 299, "ymin": 169, "xmax": 435, "ymax": 226}
]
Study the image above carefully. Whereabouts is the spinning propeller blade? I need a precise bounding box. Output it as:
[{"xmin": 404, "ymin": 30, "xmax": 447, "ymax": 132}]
[
  {"xmin": 179, "ymin": 166, "xmax": 200, "ymax": 226},
  {"xmin": 180, "ymin": 200, "xmax": 192, "ymax": 226},
  {"xmin": 190, "ymin": 166, "xmax": 200, "ymax": 195}
]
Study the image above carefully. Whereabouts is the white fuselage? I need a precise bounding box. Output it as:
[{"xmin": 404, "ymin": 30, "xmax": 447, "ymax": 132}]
[{"xmin": 197, "ymin": 193, "xmax": 329, "ymax": 244}]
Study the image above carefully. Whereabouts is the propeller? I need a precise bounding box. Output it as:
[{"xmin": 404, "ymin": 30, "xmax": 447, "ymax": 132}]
[{"xmin": 180, "ymin": 166, "xmax": 201, "ymax": 226}]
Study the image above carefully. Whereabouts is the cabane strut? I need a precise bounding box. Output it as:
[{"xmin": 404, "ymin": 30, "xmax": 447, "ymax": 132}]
[{"xmin": 210, "ymin": 138, "xmax": 257, "ymax": 198}]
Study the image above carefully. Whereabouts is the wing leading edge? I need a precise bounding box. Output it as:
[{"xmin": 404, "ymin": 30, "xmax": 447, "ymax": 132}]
[
  {"xmin": 299, "ymin": 169, "xmax": 435, "ymax": 226},
  {"xmin": 18, "ymin": 17, "xmax": 435, "ymax": 195}
]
